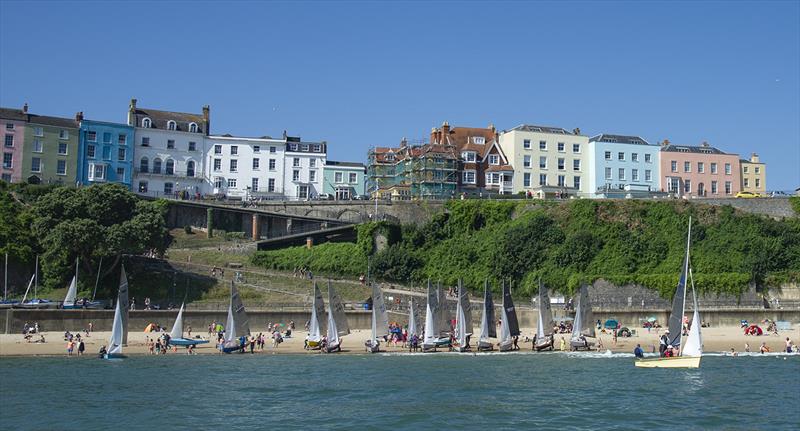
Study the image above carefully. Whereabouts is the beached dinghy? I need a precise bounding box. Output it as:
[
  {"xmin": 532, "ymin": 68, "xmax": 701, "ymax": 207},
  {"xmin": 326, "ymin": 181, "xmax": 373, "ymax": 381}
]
[
  {"xmin": 14, "ymin": 257, "xmax": 54, "ymax": 309},
  {"xmin": 533, "ymin": 280, "xmax": 555, "ymax": 351},
  {"xmin": 167, "ymin": 303, "xmax": 209, "ymax": 347},
  {"xmin": 305, "ymin": 283, "xmax": 326, "ymax": 350},
  {"xmin": 477, "ymin": 281, "xmax": 496, "ymax": 351},
  {"xmin": 570, "ymin": 284, "xmax": 596, "ymax": 351},
  {"xmin": 453, "ymin": 283, "xmax": 472, "ymax": 352},
  {"xmin": 422, "ymin": 280, "xmax": 451, "ymax": 352},
  {"xmin": 323, "ymin": 282, "xmax": 350, "ymax": 353},
  {"xmin": 636, "ymin": 217, "xmax": 702, "ymax": 368},
  {"xmin": 498, "ymin": 281, "xmax": 520, "ymax": 351},
  {"xmin": 220, "ymin": 281, "xmax": 251, "ymax": 353},
  {"xmin": 102, "ymin": 299, "xmax": 127, "ymax": 359},
  {"xmin": 62, "ymin": 259, "xmax": 102, "ymax": 310},
  {"xmin": 407, "ymin": 297, "xmax": 418, "ymax": 341},
  {"xmin": 365, "ymin": 283, "xmax": 389, "ymax": 353}
]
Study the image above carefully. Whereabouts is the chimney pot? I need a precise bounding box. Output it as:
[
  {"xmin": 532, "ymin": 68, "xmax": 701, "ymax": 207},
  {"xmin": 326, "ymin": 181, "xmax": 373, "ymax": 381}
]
[
  {"xmin": 573, "ymin": 127, "xmax": 581, "ymax": 135},
  {"xmin": 75, "ymin": 111, "xmax": 83, "ymax": 122},
  {"xmin": 22, "ymin": 103, "xmax": 28, "ymax": 113},
  {"xmin": 130, "ymin": 98, "xmax": 137, "ymax": 109}
]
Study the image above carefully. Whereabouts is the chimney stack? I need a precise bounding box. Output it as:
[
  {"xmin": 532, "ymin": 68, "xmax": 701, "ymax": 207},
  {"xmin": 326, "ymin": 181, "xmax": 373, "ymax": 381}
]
[
  {"xmin": 202, "ymin": 104, "xmax": 210, "ymax": 135},
  {"xmin": 751, "ymin": 153, "xmax": 760, "ymax": 163},
  {"xmin": 662, "ymin": 139, "xmax": 670, "ymax": 146},
  {"xmin": 127, "ymin": 98, "xmax": 137, "ymax": 126},
  {"xmin": 441, "ymin": 121, "xmax": 450, "ymax": 137},
  {"xmin": 701, "ymin": 141, "xmax": 710, "ymax": 147},
  {"xmin": 75, "ymin": 111, "xmax": 83, "ymax": 122},
  {"xmin": 22, "ymin": 103, "xmax": 28, "ymax": 113},
  {"xmin": 573, "ymin": 127, "xmax": 581, "ymax": 135}
]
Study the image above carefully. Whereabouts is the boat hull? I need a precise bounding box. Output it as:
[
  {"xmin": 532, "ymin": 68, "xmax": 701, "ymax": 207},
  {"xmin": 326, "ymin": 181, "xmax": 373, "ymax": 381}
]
[
  {"xmin": 534, "ymin": 340, "xmax": 554, "ymax": 351},
  {"xmin": 365, "ymin": 341, "xmax": 380, "ymax": 353},
  {"xmin": 476, "ymin": 341, "xmax": 493, "ymax": 351},
  {"xmin": 102, "ymin": 353, "xmax": 126, "ymax": 360},
  {"xmin": 422, "ymin": 338, "xmax": 451, "ymax": 352},
  {"xmin": 169, "ymin": 338, "xmax": 209, "ymax": 347},
  {"xmin": 498, "ymin": 341, "xmax": 513, "ymax": 352},
  {"xmin": 635, "ymin": 356, "xmax": 701, "ymax": 368}
]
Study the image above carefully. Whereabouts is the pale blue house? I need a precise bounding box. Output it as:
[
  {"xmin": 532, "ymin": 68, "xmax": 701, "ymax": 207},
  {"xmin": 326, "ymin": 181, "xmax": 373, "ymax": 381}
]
[
  {"xmin": 77, "ymin": 117, "xmax": 134, "ymax": 189},
  {"xmin": 587, "ymin": 134, "xmax": 661, "ymax": 198},
  {"xmin": 323, "ymin": 160, "xmax": 366, "ymax": 200}
]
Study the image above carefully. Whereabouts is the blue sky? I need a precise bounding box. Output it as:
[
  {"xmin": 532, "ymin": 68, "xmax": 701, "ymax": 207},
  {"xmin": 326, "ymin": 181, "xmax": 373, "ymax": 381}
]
[{"xmin": 1, "ymin": 1, "xmax": 798, "ymax": 190}]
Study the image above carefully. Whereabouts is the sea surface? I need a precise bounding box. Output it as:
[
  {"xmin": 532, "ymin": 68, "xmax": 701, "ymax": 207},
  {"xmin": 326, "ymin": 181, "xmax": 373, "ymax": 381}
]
[{"xmin": 1, "ymin": 351, "xmax": 798, "ymax": 430}]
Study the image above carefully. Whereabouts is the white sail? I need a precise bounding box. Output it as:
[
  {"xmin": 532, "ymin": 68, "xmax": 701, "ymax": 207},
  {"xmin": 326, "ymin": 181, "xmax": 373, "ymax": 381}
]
[
  {"xmin": 327, "ymin": 303, "xmax": 340, "ymax": 346},
  {"xmin": 308, "ymin": 300, "xmax": 321, "ymax": 342},
  {"xmin": 423, "ymin": 302, "xmax": 436, "ymax": 344},
  {"xmin": 372, "ymin": 283, "xmax": 389, "ymax": 339},
  {"xmin": 499, "ymin": 302, "xmax": 511, "ymax": 343},
  {"xmin": 107, "ymin": 300, "xmax": 123, "ymax": 356},
  {"xmin": 64, "ymin": 276, "xmax": 77, "ymax": 305},
  {"xmin": 682, "ymin": 270, "xmax": 703, "ymax": 357},
  {"xmin": 169, "ymin": 303, "xmax": 185, "ymax": 340},
  {"xmin": 456, "ymin": 294, "xmax": 467, "ymax": 347},
  {"xmin": 536, "ymin": 304, "xmax": 546, "ymax": 339},
  {"xmin": 479, "ymin": 296, "xmax": 490, "ymax": 343},
  {"xmin": 407, "ymin": 297, "xmax": 418, "ymax": 337},
  {"xmin": 224, "ymin": 303, "xmax": 236, "ymax": 342},
  {"xmin": 21, "ymin": 274, "xmax": 35, "ymax": 304}
]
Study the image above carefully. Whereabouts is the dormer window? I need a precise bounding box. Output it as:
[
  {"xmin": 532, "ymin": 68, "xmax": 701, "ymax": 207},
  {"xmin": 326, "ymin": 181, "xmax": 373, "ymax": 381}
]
[
  {"xmin": 188, "ymin": 122, "xmax": 198, "ymax": 133},
  {"xmin": 473, "ymin": 137, "xmax": 485, "ymax": 145},
  {"xmin": 461, "ymin": 151, "xmax": 476, "ymax": 162},
  {"xmin": 386, "ymin": 154, "xmax": 395, "ymax": 161},
  {"xmin": 167, "ymin": 120, "xmax": 177, "ymax": 131},
  {"xmin": 488, "ymin": 154, "xmax": 499, "ymax": 165},
  {"xmin": 142, "ymin": 118, "xmax": 152, "ymax": 128}
]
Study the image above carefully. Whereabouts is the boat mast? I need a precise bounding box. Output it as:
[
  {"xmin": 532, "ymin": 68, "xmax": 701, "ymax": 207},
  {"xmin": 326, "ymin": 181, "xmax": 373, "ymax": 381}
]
[
  {"xmin": 34, "ymin": 255, "xmax": 38, "ymax": 299},
  {"xmin": 3, "ymin": 252, "xmax": 7, "ymax": 301},
  {"xmin": 680, "ymin": 217, "xmax": 692, "ymax": 355},
  {"xmin": 92, "ymin": 256, "xmax": 103, "ymax": 301}
]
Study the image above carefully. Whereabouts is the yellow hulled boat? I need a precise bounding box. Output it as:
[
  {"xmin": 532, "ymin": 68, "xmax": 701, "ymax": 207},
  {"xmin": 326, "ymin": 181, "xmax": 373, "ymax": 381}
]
[{"xmin": 635, "ymin": 355, "xmax": 701, "ymax": 368}]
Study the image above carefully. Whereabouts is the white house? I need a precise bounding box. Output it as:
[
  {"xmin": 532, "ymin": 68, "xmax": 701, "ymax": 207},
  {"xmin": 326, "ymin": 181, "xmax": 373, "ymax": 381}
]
[
  {"xmin": 128, "ymin": 99, "xmax": 208, "ymax": 197},
  {"xmin": 205, "ymin": 134, "xmax": 286, "ymax": 199},
  {"xmin": 282, "ymin": 135, "xmax": 327, "ymax": 200}
]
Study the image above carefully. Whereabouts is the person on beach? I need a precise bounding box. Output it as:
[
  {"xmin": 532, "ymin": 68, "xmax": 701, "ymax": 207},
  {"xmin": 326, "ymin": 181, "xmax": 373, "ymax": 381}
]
[
  {"xmin": 745, "ymin": 342, "xmax": 750, "ymax": 353},
  {"xmin": 67, "ymin": 339, "xmax": 74, "ymax": 356},
  {"xmin": 664, "ymin": 345, "xmax": 675, "ymax": 357},
  {"xmin": 559, "ymin": 337, "xmax": 566, "ymax": 351},
  {"xmin": 634, "ymin": 344, "xmax": 644, "ymax": 358},
  {"xmin": 659, "ymin": 330, "xmax": 669, "ymax": 357},
  {"xmin": 786, "ymin": 338, "xmax": 793, "ymax": 353},
  {"xmin": 730, "ymin": 348, "xmax": 738, "ymax": 357},
  {"xmin": 760, "ymin": 342, "xmax": 770, "ymax": 354},
  {"xmin": 78, "ymin": 340, "xmax": 85, "ymax": 356}
]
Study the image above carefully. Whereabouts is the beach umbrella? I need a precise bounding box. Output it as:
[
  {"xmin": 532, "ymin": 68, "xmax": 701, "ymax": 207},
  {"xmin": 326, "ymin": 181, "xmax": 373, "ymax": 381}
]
[
  {"xmin": 604, "ymin": 319, "xmax": 619, "ymax": 329},
  {"xmin": 646, "ymin": 317, "xmax": 657, "ymax": 323}
]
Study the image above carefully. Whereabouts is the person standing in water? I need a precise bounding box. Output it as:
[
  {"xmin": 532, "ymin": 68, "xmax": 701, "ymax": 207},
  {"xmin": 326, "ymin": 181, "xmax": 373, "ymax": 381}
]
[{"xmin": 786, "ymin": 337, "xmax": 793, "ymax": 353}]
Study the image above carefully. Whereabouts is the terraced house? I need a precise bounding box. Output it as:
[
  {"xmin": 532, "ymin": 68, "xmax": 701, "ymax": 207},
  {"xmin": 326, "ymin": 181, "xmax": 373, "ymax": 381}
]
[
  {"xmin": 587, "ymin": 134, "xmax": 661, "ymax": 198},
  {"xmin": 20, "ymin": 110, "xmax": 80, "ymax": 185},
  {"xmin": 368, "ymin": 139, "xmax": 458, "ymax": 200},
  {"xmin": 323, "ymin": 161, "xmax": 366, "ymax": 200},
  {"xmin": 0, "ymin": 105, "xmax": 27, "ymax": 183},
  {"xmin": 739, "ymin": 153, "xmax": 766, "ymax": 195},
  {"xmin": 659, "ymin": 141, "xmax": 741, "ymax": 197},
  {"xmin": 76, "ymin": 114, "xmax": 134, "ymax": 189},
  {"xmin": 128, "ymin": 99, "xmax": 209, "ymax": 197},
  {"xmin": 283, "ymin": 134, "xmax": 327, "ymax": 200},
  {"xmin": 205, "ymin": 134, "xmax": 285, "ymax": 199},
  {"xmin": 499, "ymin": 124, "xmax": 589, "ymax": 197}
]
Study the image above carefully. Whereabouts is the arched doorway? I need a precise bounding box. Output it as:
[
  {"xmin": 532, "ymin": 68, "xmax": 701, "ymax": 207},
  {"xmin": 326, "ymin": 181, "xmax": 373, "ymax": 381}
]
[{"xmin": 698, "ymin": 182, "xmax": 705, "ymax": 197}]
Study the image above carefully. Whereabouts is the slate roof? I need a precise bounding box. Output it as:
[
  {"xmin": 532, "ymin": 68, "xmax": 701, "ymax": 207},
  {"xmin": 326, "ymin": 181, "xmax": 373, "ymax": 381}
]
[
  {"xmin": 0, "ymin": 107, "xmax": 28, "ymax": 121},
  {"xmin": 326, "ymin": 160, "xmax": 365, "ymax": 168},
  {"xmin": 28, "ymin": 114, "xmax": 79, "ymax": 129},
  {"xmin": 510, "ymin": 124, "xmax": 576, "ymax": 135},
  {"xmin": 590, "ymin": 134, "xmax": 651, "ymax": 145},
  {"xmin": 131, "ymin": 107, "xmax": 206, "ymax": 134},
  {"xmin": 661, "ymin": 144, "xmax": 729, "ymax": 155}
]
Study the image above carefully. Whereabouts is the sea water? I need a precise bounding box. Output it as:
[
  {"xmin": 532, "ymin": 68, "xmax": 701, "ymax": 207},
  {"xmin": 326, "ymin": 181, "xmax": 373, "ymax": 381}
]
[{"xmin": 1, "ymin": 352, "xmax": 798, "ymax": 430}]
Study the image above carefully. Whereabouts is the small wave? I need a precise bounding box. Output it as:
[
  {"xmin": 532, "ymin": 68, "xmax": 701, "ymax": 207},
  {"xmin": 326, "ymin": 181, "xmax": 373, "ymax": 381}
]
[{"xmin": 703, "ymin": 351, "xmax": 800, "ymax": 357}]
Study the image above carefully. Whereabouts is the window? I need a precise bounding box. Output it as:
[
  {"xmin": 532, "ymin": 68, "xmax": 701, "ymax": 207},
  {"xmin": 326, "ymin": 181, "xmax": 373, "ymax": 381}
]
[
  {"xmin": 189, "ymin": 123, "xmax": 198, "ymax": 133},
  {"xmin": 116, "ymin": 167, "xmax": 124, "ymax": 178},
  {"xmin": 558, "ymin": 158, "xmax": 565, "ymax": 170},
  {"xmin": 755, "ymin": 178, "xmax": 760, "ymax": 188},
  {"xmin": 31, "ymin": 157, "xmax": 42, "ymax": 172},
  {"xmin": 213, "ymin": 159, "xmax": 221, "ymax": 171},
  {"xmin": 58, "ymin": 143, "xmax": 68, "ymax": 155},
  {"xmin": 167, "ymin": 140, "xmax": 175, "ymax": 149},
  {"xmin": 141, "ymin": 137, "xmax": 150, "ymax": 147},
  {"xmin": 293, "ymin": 157, "xmax": 300, "ymax": 167},
  {"xmin": 227, "ymin": 179, "xmax": 237, "ymax": 188},
  {"xmin": 165, "ymin": 159, "xmax": 174, "ymax": 175},
  {"xmin": 312, "ymin": 144, "xmax": 321, "ymax": 152},
  {"xmin": 3, "ymin": 153, "xmax": 11, "ymax": 169},
  {"xmin": 214, "ymin": 178, "xmax": 223, "ymax": 189},
  {"xmin": 33, "ymin": 127, "xmax": 43, "ymax": 137},
  {"xmin": 164, "ymin": 182, "xmax": 173, "ymax": 194},
  {"xmin": 645, "ymin": 153, "xmax": 652, "ymax": 163},
  {"xmin": 523, "ymin": 139, "xmax": 531, "ymax": 149},
  {"xmin": 539, "ymin": 157, "xmax": 547, "ymax": 169},
  {"xmin": 251, "ymin": 178, "xmax": 259, "ymax": 191},
  {"xmin": 229, "ymin": 159, "xmax": 238, "ymax": 173},
  {"xmin": 310, "ymin": 159, "xmax": 316, "ymax": 168},
  {"xmin": 1, "ymin": 173, "xmax": 9, "ymax": 182},
  {"xmin": 743, "ymin": 166, "xmax": 749, "ymax": 174},
  {"xmin": 102, "ymin": 146, "xmax": 111, "ymax": 160},
  {"xmin": 558, "ymin": 142, "xmax": 565, "ymax": 152},
  {"xmin": 682, "ymin": 161, "xmax": 690, "ymax": 172},
  {"xmin": 631, "ymin": 153, "xmax": 638, "ymax": 162},
  {"xmin": 573, "ymin": 176, "xmax": 580, "ymax": 190},
  {"xmin": 573, "ymin": 159, "xmax": 580, "ymax": 171},
  {"xmin": 268, "ymin": 178, "xmax": 275, "ymax": 192},
  {"xmin": 118, "ymin": 134, "xmax": 127, "ymax": 145},
  {"xmin": 139, "ymin": 157, "xmax": 149, "ymax": 173},
  {"xmin": 489, "ymin": 154, "xmax": 499, "ymax": 165},
  {"xmin": 142, "ymin": 118, "xmax": 151, "ymax": 128},
  {"xmin": 5, "ymin": 123, "xmax": 13, "ymax": 130},
  {"xmin": 89, "ymin": 164, "xmax": 105, "ymax": 181},
  {"xmin": 292, "ymin": 170, "xmax": 299, "ymax": 181},
  {"xmin": 270, "ymin": 146, "xmax": 276, "ymax": 153},
  {"xmin": 632, "ymin": 169, "xmax": 639, "ymax": 182},
  {"xmin": 289, "ymin": 143, "xmax": 298, "ymax": 152},
  {"xmin": 231, "ymin": 146, "xmax": 238, "ymax": 155},
  {"xmin": 473, "ymin": 137, "xmax": 485, "ymax": 145},
  {"xmin": 463, "ymin": 171, "xmax": 476, "ymax": 184},
  {"xmin": 138, "ymin": 181, "xmax": 148, "ymax": 193},
  {"xmin": 87, "ymin": 145, "xmax": 96, "ymax": 158},
  {"xmin": 684, "ymin": 179, "xmax": 691, "ymax": 193},
  {"xmin": 252, "ymin": 158, "xmax": 260, "ymax": 170},
  {"xmin": 755, "ymin": 167, "xmax": 760, "ymax": 174},
  {"xmin": 186, "ymin": 161, "xmax": 195, "ymax": 177},
  {"xmin": 539, "ymin": 173, "xmax": 547, "ymax": 186},
  {"xmin": 87, "ymin": 131, "xmax": 97, "ymax": 142},
  {"xmin": 523, "ymin": 155, "xmax": 531, "ymax": 168},
  {"xmin": 604, "ymin": 151, "xmax": 611, "ymax": 161},
  {"xmin": 349, "ymin": 173, "xmax": 357, "ymax": 183},
  {"xmin": 298, "ymin": 185, "xmax": 309, "ymax": 199},
  {"xmin": 539, "ymin": 141, "xmax": 547, "ymax": 150},
  {"xmin": 59, "ymin": 130, "xmax": 69, "ymax": 140},
  {"xmin": 605, "ymin": 167, "xmax": 612, "ymax": 180},
  {"xmin": 33, "ymin": 139, "xmax": 42, "ymax": 153},
  {"xmin": 153, "ymin": 158, "xmax": 162, "ymax": 174},
  {"xmin": 698, "ymin": 162, "xmax": 704, "ymax": 173},
  {"xmin": 725, "ymin": 163, "xmax": 731, "ymax": 175},
  {"xmin": 744, "ymin": 178, "xmax": 750, "ymax": 187},
  {"xmin": 309, "ymin": 170, "xmax": 316, "ymax": 182},
  {"xmin": 103, "ymin": 132, "xmax": 112, "ymax": 144},
  {"xmin": 618, "ymin": 152, "xmax": 625, "ymax": 161},
  {"xmin": 167, "ymin": 121, "xmax": 176, "ymax": 131},
  {"xmin": 269, "ymin": 159, "xmax": 276, "ymax": 170},
  {"xmin": 725, "ymin": 181, "xmax": 732, "ymax": 194},
  {"xmin": 618, "ymin": 168, "xmax": 626, "ymax": 180},
  {"xmin": 523, "ymin": 173, "xmax": 531, "ymax": 187},
  {"xmin": 711, "ymin": 163, "xmax": 718, "ymax": 174},
  {"xmin": 188, "ymin": 141, "xmax": 196, "ymax": 151},
  {"xmin": 711, "ymin": 181, "xmax": 718, "ymax": 194},
  {"xmin": 3, "ymin": 134, "xmax": 12, "ymax": 148},
  {"xmin": 572, "ymin": 144, "xmax": 580, "ymax": 153},
  {"xmin": 557, "ymin": 175, "xmax": 565, "ymax": 187},
  {"xmin": 301, "ymin": 144, "xmax": 309, "ymax": 152},
  {"xmin": 645, "ymin": 170, "xmax": 652, "ymax": 182},
  {"xmin": 214, "ymin": 145, "xmax": 222, "ymax": 154},
  {"xmin": 57, "ymin": 160, "xmax": 66, "ymax": 175},
  {"xmin": 335, "ymin": 172, "xmax": 343, "ymax": 183}
]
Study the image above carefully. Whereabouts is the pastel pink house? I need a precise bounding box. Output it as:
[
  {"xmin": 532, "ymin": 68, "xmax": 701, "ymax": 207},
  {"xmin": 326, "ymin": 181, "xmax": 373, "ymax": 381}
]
[
  {"xmin": 0, "ymin": 105, "xmax": 28, "ymax": 183},
  {"xmin": 660, "ymin": 141, "xmax": 741, "ymax": 198}
]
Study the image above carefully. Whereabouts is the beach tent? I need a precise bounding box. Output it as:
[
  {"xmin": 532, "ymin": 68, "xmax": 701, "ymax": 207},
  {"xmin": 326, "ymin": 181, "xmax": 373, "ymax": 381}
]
[
  {"xmin": 745, "ymin": 324, "xmax": 763, "ymax": 335},
  {"xmin": 604, "ymin": 319, "xmax": 619, "ymax": 329},
  {"xmin": 646, "ymin": 317, "xmax": 658, "ymax": 323},
  {"xmin": 143, "ymin": 323, "xmax": 157, "ymax": 332}
]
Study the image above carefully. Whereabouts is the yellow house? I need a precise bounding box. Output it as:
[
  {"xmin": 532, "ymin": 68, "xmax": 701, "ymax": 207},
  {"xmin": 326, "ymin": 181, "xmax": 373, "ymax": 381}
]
[{"xmin": 740, "ymin": 153, "xmax": 766, "ymax": 195}]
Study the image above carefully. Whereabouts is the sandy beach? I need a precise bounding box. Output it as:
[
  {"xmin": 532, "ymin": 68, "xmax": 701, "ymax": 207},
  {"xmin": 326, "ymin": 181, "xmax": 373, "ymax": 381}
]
[{"xmin": 2, "ymin": 325, "xmax": 798, "ymax": 357}]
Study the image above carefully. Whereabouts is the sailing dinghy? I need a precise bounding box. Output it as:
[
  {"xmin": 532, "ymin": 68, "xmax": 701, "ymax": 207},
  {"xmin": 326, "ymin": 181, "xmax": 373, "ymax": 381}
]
[
  {"xmin": 305, "ymin": 282, "xmax": 326, "ymax": 350},
  {"xmin": 498, "ymin": 281, "xmax": 520, "ymax": 351},
  {"xmin": 220, "ymin": 281, "xmax": 251, "ymax": 353},
  {"xmin": 323, "ymin": 282, "xmax": 350, "ymax": 353},
  {"xmin": 365, "ymin": 283, "xmax": 389, "ymax": 353},
  {"xmin": 635, "ymin": 217, "xmax": 702, "ymax": 368},
  {"xmin": 569, "ymin": 284, "xmax": 596, "ymax": 350},
  {"xmin": 453, "ymin": 284, "xmax": 473, "ymax": 352},
  {"xmin": 102, "ymin": 299, "xmax": 126, "ymax": 359},
  {"xmin": 533, "ymin": 280, "xmax": 555, "ymax": 351},
  {"xmin": 477, "ymin": 281, "xmax": 496, "ymax": 351},
  {"xmin": 422, "ymin": 280, "xmax": 451, "ymax": 352},
  {"xmin": 167, "ymin": 303, "xmax": 209, "ymax": 347}
]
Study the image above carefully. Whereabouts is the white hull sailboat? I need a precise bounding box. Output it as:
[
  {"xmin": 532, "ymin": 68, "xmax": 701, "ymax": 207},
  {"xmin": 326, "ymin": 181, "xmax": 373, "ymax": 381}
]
[
  {"xmin": 453, "ymin": 281, "xmax": 472, "ymax": 353},
  {"xmin": 533, "ymin": 280, "xmax": 555, "ymax": 351},
  {"xmin": 498, "ymin": 281, "xmax": 520, "ymax": 352},
  {"xmin": 103, "ymin": 299, "xmax": 126, "ymax": 359},
  {"xmin": 570, "ymin": 284, "xmax": 596, "ymax": 351},
  {"xmin": 305, "ymin": 282, "xmax": 325, "ymax": 350},
  {"xmin": 323, "ymin": 282, "xmax": 350, "ymax": 353},
  {"xmin": 476, "ymin": 281, "xmax": 496, "ymax": 352},
  {"xmin": 168, "ymin": 303, "xmax": 209, "ymax": 347},
  {"xmin": 422, "ymin": 280, "xmax": 451, "ymax": 352},
  {"xmin": 220, "ymin": 281, "xmax": 251, "ymax": 353},
  {"xmin": 636, "ymin": 217, "xmax": 703, "ymax": 369},
  {"xmin": 365, "ymin": 283, "xmax": 389, "ymax": 353}
]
